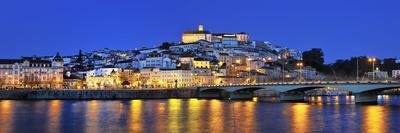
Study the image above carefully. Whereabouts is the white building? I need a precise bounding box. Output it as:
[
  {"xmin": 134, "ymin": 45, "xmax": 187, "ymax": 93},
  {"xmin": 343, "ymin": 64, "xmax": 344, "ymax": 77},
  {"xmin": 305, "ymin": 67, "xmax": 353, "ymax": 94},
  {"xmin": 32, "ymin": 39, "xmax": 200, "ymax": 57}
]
[
  {"xmin": 140, "ymin": 56, "xmax": 176, "ymax": 69},
  {"xmin": 0, "ymin": 54, "xmax": 64, "ymax": 89},
  {"xmin": 86, "ymin": 67, "xmax": 122, "ymax": 77},
  {"xmin": 393, "ymin": 70, "xmax": 400, "ymax": 79},
  {"xmin": 145, "ymin": 68, "xmax": 193, "ymax": 88}
]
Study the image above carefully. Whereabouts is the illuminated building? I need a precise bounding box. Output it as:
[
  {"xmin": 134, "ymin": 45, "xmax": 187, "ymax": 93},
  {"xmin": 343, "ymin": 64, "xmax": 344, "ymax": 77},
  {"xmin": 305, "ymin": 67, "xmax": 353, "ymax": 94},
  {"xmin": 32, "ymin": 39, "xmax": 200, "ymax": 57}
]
[
  {"xmin": 182, "ymin": 25, "xmax": 212, "ymax": 43},
  {"xmin": 85, "ymin": 68, "xmax": 122, "ymax": 89},
  {"xmin": 149, "ymin": 69, "xmax": 193, "ymax": 88},
  {"xmin": 193, "ymin": 58, "xmax": 210, "ymax": 69},
  {"xmin": 0, "ymin": 53, "xmax": 64, "ymax": 89},
  {"xmin": 63, "ymin": 72, "xmax": 84, "ymax": 89},
  {"xmin": 193, "ymin": 68, "xmax": 214, "ymax": 86},
  {"xmin": 393, "ymin": 70, "xmax": 400, "ymax": 79},
  {"xmin": 182, "ymin": 25, "xmax": 250, "ymax": 44}
]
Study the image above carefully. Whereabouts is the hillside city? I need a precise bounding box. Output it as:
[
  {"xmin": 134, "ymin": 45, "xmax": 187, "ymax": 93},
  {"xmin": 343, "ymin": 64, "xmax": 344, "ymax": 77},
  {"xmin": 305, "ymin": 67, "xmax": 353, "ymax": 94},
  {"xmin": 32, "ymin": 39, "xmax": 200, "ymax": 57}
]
[{"xmin": 0, "ymin": 25, "xmax": 399, "ymax": 89}]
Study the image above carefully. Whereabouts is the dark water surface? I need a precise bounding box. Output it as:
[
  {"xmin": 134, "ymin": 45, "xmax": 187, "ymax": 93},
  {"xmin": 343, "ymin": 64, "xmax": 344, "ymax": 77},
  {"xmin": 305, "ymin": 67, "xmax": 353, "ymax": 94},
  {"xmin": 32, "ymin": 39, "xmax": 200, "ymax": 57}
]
[{"xmin": 0, "ymin": 96, "xmax": 400, "ymax": 133}]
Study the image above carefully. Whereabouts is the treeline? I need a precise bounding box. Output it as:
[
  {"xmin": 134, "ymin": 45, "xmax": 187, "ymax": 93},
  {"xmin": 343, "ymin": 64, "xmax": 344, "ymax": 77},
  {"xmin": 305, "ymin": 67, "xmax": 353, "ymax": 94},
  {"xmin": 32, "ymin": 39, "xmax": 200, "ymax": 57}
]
[{"xmin": 302, "ymin": 48, "xmax": 400, "ymax": 79}]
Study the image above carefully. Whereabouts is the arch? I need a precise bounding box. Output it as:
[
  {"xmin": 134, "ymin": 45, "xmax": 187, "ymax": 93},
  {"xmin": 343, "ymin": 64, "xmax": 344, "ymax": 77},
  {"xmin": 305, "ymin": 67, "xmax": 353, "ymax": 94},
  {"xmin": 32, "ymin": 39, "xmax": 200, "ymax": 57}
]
[
  {"xmin": 199, "ymin": 88, "xmax": 226, "ymax": 92},
  {"xmin": 286, "ymin": 86, "xmax": 327, "ymax": 93},
  {"xmin": 359, "ymin": 86, "xmax": 400, "ymax": 94},
  {"xmin": 233, "ymin": 87, "xmax": 266, "ymax": 93}
]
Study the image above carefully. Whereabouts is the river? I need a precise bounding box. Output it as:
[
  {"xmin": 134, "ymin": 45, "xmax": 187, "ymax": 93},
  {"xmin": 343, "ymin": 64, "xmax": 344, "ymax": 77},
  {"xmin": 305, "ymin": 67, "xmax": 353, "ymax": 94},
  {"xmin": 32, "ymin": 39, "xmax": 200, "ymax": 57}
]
[{"xmin": 0, "ymin": 96, "xmax": 399, "ymax": 133}]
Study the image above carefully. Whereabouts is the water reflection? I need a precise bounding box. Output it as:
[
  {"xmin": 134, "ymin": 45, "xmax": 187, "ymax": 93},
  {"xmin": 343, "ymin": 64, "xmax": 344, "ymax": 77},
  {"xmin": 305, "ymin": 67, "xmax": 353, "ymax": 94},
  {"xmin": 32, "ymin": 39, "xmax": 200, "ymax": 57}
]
[
  {"xmin": 47, "ymin": 100, "xmax": 61, "ymax": 133},
  {"xmin": 85, "ymin": 100, "xmax": 100, "ymax": 133},
  {"xmin": 363, "ymin": 106, "xmax": 387, "ymax": 133},
  {"xmin": 0, "ymin": 100, "xmax": 12, "ymax": 133},
  {"xmin": 208, "ymin": 99, "xmax": 224, "ymax": 132},
  {"xmin": 155, "ymin": 101, "xmax": 166, "ymax": 133},
  {"xmin": 290, "ymin": 103, "xmax": 310, "ymax": 133},
  {"xmin": 234, "ymin": 101, "xmax": 256, "ymax": 132},
  {"xmin": 306, "ymin": 95, "xmax": 355, "ymax": 104},
  {"xmin": 187, "ymin": 99, "xmax": 201, "ymax": 133},
  {"xmin": 129, "ymin": 100, "xmax": 142, "ymax": 133},
  {"xmin": 378, "ymin": 95, "xmax": 400, "ymax": 105},
  {"xmin": 168, "ymin": 99, "xmax": 182, "ymax": 132},
  {"xmin": 0, "ymin": 99, "xmax": 398, "ymax": 132}
]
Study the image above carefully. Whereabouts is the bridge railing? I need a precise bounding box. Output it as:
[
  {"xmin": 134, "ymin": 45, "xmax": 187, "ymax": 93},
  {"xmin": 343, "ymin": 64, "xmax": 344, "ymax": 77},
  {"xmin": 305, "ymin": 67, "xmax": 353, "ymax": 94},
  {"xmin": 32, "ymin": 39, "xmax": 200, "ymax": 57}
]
[{"xmin": 198, "ymin": 80, "xmax": 400, "ymax": 88}]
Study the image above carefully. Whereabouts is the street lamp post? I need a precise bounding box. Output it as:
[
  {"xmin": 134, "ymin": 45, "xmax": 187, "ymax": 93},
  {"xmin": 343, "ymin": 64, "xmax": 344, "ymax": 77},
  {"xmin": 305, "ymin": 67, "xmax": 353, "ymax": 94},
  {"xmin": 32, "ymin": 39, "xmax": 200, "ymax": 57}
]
[
  {"xmin": 296, "ymin": 62, "xmax": 304, "ymax": 82},
  {"xmin": 368, "ymin": 57, "xmax": 376, "ymax": 81},
  {"xmin": 356, "ymin": 57, "xmax": 359, "ymax": 81}
]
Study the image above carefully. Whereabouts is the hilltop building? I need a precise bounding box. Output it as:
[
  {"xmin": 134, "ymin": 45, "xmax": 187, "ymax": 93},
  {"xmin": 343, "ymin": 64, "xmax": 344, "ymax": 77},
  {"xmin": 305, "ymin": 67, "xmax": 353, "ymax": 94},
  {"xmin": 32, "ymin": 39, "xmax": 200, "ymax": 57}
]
[{"xmin": 182, "ymin": 25, "xmax": 250, "ymax": 44}]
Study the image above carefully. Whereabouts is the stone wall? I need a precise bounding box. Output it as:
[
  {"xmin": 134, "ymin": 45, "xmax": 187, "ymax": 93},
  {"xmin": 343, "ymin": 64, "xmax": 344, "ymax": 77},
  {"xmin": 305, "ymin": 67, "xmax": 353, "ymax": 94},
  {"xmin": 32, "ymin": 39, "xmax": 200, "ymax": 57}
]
[{"xmin": 0, "ymin": 89, "xmax": 198, "ymax": 100}]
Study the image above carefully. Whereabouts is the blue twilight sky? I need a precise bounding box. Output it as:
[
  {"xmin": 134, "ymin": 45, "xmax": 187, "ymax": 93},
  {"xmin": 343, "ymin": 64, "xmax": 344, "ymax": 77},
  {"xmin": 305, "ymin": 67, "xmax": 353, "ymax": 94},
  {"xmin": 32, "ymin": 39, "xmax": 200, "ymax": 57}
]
[{"xmin": 0, "ymin": 0, "xmax": 399, "ymax": 63}]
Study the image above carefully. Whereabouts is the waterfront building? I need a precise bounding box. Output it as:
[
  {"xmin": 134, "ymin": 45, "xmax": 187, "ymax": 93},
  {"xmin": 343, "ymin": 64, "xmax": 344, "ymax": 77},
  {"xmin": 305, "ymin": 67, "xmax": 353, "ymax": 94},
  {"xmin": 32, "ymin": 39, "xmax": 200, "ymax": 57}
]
[
  {"xmin": 150, "ymin": 69, "xmax": 193, "ymax": 88},
  {"xmin": 85, "ymin": 68, "xmax": 122, "ymax": 89},
  {"xmin": 119, "ymin": 69, "xmax": 141, "ymax": 88},
  {"xmin": 63, "ymin": 72, "xmax": 84, "ymax": 89},
  {"xmin": 0, "ymin": 53, "xmax": 64, "ymax": 89}
]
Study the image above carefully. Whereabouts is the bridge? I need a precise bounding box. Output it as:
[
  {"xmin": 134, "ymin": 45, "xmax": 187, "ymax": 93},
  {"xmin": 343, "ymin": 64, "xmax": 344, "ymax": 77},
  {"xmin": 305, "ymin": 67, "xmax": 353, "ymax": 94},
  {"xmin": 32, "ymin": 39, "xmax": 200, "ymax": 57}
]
[{"xmin": 197, "ymin": 81, "xmax": 400, "ymax": 103}]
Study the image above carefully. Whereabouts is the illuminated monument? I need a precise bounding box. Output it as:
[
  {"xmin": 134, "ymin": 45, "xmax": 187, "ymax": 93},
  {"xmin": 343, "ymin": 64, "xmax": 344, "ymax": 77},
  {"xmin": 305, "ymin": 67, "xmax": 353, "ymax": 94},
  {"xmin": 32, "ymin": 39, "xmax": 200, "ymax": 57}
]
[{"xmin": 182, "ymin": 25, "xmax": 250, "ymax": 44}]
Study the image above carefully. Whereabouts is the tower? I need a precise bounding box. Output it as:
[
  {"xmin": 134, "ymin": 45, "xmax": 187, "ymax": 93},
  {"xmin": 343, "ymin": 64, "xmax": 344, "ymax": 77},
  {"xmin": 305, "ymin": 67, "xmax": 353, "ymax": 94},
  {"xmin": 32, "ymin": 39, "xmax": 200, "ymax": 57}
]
[
  {"xmin": 198, "ymin": 24, "xmax": 204, "ymax": 31},
  {"xmin": 52, "ymin": 52, "xmax": 64, "ymax": 67}
]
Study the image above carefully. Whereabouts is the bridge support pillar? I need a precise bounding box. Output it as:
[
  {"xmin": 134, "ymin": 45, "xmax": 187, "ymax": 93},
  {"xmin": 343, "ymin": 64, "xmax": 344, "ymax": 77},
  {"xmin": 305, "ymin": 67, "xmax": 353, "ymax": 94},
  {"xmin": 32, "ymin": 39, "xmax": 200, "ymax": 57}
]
[
  {"xmin": 279, "ymin": 92, "xmax": 305, "ymax": 102},
  {"xmin": 355, "ymin": 93, "xmax": 377, "ymax": 104}
]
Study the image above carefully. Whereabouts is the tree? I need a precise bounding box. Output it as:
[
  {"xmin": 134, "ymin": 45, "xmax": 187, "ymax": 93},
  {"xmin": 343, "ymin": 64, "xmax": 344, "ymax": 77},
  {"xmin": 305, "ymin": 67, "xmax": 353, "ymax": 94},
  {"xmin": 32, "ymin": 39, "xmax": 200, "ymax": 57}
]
[
  {"xmin": 302, "ymin": 48, "xmax": 325, "ymax": 71},
  {"xmin": 381, "ymin": 58, "xmax": 399, "ymax": 77},
  {"xmin": 0, "ymin": 76, "xmax": 5, "ymax": 88},
  {"xmin": 159, "ymin": 42, "xmax": 172, "ymax": 50},
  {"xmin": 76, "ymin": 49, "xmax": 84, "ymax": 64},
  {"xmin": 121, "ymin": 81, "xmax": 130, "ymax": 88}
]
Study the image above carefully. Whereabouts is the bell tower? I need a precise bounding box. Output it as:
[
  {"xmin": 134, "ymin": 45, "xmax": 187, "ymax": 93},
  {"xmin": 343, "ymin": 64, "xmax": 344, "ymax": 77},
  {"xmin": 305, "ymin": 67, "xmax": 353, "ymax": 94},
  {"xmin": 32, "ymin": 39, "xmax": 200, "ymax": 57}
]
[{"xmin": 198, "ymin": 24, "xmax": 204, "ymax": 31}]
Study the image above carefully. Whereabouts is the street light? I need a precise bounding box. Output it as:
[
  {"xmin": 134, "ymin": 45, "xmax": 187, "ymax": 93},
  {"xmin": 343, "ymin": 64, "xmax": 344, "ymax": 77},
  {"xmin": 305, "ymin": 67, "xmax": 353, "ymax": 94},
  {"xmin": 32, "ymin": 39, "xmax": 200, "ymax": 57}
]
[
  {"xmin": 296, "ymin": 62, "xmax": 304, "ymax": 82},
  {"xmin": 368, "ymin": 57, "xmax": 377, "ymax": 81}
]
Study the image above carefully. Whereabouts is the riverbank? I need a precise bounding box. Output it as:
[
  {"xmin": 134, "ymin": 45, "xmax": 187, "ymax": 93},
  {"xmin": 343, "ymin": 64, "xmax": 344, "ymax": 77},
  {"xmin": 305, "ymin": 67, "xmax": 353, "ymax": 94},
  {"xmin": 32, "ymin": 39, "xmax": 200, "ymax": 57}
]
[{"xmin": 0, "ymin": 89, "xmax": 198, "ymax": 100}]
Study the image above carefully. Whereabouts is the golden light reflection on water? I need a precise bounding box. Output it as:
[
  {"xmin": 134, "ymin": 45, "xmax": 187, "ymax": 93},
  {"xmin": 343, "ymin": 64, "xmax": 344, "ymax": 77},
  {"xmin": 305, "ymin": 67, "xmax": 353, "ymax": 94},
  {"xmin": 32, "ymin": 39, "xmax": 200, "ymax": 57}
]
[
  {"xmin": 363, "ymin": 106, "xmax": 387, "ymax": 133},
  {"xmin": 291, "ymin": 103, "xmax": 310, "ymax": 133},
  {"xmin": 155, "ymin": 101, "xmax": 166, "ymax": 133},
  {"xmin": 333, "ymin": 96, "xmax": 339, "ymax": 103},
  {"xmin": 0, "ymin": 100, "xmax": 12, "ymax": 133},
  {"xmin": 85, "ymin": 100, "xmax": 99, "ymax": 133},
  {"xmin": 209, "ymin": 99, "xmax": 224, "ymax": 132},
  {"xmin": 168, "ymin": 99, "xmax": 182, "ymax": 133},
  {"xmin": 48, "ymin": 100, "xmax": 61, "ymax": 133},
  {"xmin": 187, "ymin": 99, "xmax": 201, "ymax": 133},
  {"xmin": 130, "ymin": 100, "xmax": 143, "ymax": 133},
  {"xmin": 240, "ymin": 101, "xmax": 256, "ymax": 132}
]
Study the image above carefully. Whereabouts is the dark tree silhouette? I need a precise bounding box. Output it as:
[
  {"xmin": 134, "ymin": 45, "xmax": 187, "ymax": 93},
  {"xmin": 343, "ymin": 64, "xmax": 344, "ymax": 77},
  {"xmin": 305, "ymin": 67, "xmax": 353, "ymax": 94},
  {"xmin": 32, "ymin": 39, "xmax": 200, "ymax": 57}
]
[
  {"xmin": 302, "ymin": 48, "xmax": 325, "ymax": 71},
  {"xmin": 159, "ymin": 42, "xmax": 172, "ymax": 50}
]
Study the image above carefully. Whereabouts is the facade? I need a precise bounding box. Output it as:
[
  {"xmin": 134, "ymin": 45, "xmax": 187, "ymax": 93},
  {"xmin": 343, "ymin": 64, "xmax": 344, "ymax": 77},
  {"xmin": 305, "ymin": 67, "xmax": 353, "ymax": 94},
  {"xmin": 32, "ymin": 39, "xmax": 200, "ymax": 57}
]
[
  {"xmin": 140, "ymin": 56, "xmax": 176, "ymax": 69},
  {"xmin": 85, "ymin": 67, "xmax": 123, "ymax": 89},
  {"xmin": 368, "ymin": 70, "xmax": 389, "ymax": 80},
  {"xmin": 193, "ymin": 58, "xmax": 210, "ymax": 69},
  {"xmin": 182, "ymin": 25, "xmax": 212, "ymax": 43},
  {"xmin": 149, "ymin": 69, "xmax": 193, "ymax": 88},
  {"xmin": 393, "ymin": 70, "xmax": 400, "ymax": 79},
  {"xmin": 0, "ymin": 54, "xmax": 64, "ymax": 89}
]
